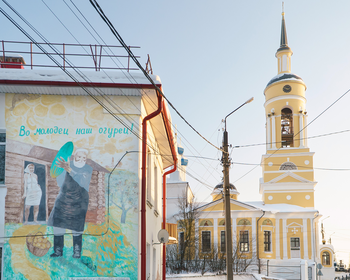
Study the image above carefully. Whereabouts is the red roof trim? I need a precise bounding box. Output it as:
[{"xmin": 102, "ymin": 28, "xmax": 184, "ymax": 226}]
[{"xmin": 0, "ymin": 79, "xmax": 161, "ymax": 89}]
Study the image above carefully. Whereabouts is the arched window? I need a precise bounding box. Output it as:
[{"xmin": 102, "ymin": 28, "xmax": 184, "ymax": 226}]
[
  {"xmin": 262, "ymin": 219, "xmax": 274, "ymax": 226},
  {"xmin": 219, "ymin": 220, "xmax": 225, "ymax": 226},
  {"xmin": 322, "ymin": 251, "xmax": 330, "ymax": 265},
  {"xmin": 200, "ymin": 220, "xmax": 213, "ymax": 227},
  {"xmin": 281, "ymin": 108, "xmax": 294, "ymax": 147},
  {"xmin": 280, "ymin": 162, "xmax": 297, "ymax": 170},
  {"xmin": 237, "ymin": 219, "xmax": 251, "ymax": 226}
]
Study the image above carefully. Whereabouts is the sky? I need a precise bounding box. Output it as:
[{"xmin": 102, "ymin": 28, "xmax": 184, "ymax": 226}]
[{"xmin": 1, "ymin": 0, "xmax": 350, "ymax": 265}]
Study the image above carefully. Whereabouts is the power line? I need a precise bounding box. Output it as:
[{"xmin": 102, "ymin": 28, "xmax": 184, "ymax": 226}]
[
  {"xmin": 89, "ymin": 0, "xmax": 223, "ymax": 153},
  {"xmin": 233, "ymin": 87, "xmax": 350, "ymax": 183},
  {"xmin": 59, "ymin": 0, "xmax": 222, "ymax": 185}
]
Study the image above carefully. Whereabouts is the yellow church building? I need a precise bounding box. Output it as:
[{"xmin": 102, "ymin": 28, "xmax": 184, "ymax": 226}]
[{"xmin": 167, "ymin": 11, "xmax": 335, "ymax": 280}]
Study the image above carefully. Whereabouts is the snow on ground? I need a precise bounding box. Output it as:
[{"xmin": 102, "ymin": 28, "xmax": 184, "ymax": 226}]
[{"xmin": 167, "ymin": 273, "xmax": 285, "ymax": 280}]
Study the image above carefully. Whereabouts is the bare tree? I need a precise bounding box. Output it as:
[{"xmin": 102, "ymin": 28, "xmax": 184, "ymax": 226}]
[{"xmin": 175, "ymin": 191, "xmax": 200, "ymax": 271}]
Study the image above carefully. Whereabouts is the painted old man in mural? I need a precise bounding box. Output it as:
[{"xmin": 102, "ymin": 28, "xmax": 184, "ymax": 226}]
[{"xmin": 48, "ymin": 148, "xmax": 93, "ymax": 258}]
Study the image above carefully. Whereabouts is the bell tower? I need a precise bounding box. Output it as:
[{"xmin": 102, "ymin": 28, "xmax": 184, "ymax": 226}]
[{"xmin": 260, "ymin": 11, "xmax": 316, "ymax": 208}]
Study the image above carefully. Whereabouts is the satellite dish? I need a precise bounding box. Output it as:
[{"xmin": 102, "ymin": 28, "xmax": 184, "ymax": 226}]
[{"xmin": 157, "ymin": 229, "xmax": 169, "ymax": 244}]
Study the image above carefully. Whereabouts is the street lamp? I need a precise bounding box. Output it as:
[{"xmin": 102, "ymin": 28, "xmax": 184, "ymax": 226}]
[{"xmin": 222, "ymin": 97, "xmax": 254, "ymax": 280}]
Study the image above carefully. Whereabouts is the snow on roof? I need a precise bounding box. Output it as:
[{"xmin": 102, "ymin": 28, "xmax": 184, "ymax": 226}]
[
  {"xmin": 243, "ymin": 200, "xmax": 317, "ymax": 213},
  {"xmin": 0, "ymin": 68, "xmax": 161, "ymax": 85},
  {"xmin": 266, "ymin": 72, "xmax": 305, "ymax": 88}
]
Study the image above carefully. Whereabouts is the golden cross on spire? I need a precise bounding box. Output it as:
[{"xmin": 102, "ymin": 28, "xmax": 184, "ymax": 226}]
[{"xmin": 282, "ymin": 2, "xmax": 285, "ymax": 16}]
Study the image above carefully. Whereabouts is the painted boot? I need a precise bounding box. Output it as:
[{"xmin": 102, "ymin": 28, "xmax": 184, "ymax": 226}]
[
  {"xmin": 50, "ymin": 235, "xmax": 64, "ymax": 257},
  {"xmin": 72, "ymin": 235, "xmax": 82, "ymax": 258}
]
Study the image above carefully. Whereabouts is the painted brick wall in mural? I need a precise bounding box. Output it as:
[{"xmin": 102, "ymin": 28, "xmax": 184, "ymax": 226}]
[{"xmin": 3, "ymin": 93, "xmax": 140, "ymax": 279}]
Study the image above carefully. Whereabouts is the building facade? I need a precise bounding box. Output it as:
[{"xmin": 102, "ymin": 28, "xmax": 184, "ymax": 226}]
[
  {"xmin": 167, "ymin": 12, "xmax": 335, "ymax": 280},
  {"xmin": 0, "ymin": 42, "xmax": 176, "ymax": 280}
]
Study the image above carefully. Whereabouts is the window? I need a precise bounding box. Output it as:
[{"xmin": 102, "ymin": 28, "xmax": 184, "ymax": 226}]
[
  {"xmin": 179, "ymin": 232, "xmax": 184, "ymax": 253},
  {"xmin": 239, "ymin": 231, "xmax": 249, "ymax": 252},
  {"xmin": 0, "ymin": 131, "xmax": 5, "ymax": 184},
  {"xmin": 202, "ymin": 231, "xmax": 211, "ymax": 252},
  {"xmin": 280, "ymin": 162, "xmax": 297, "ymax": 170},
  {"xmin": 290, "ymin": 237, "xmax": 300, "ymax": 249},
  {"xmin": 281, "ymin": 108, "xmax": 294, "ymax": 147},
  {"xmin": 220, "ymin": 231, "xmax": 225, "ymax": 253},
  {"xmin": 322, "ymin": 251, "xmax": 330, "ymax": 265},
  {"xmin": 154, "ymin": 164, "xmax": 158, "ymax": 210},
  {"xmin": 146, "ymin": 150, "xmax": 152, "ymax": 203},
  {"xmin": 264, "ymin": 231, "xmax": 271, "ymax": 252}
]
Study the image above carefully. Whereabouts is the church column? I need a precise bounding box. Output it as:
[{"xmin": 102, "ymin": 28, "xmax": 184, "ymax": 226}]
[
  {"xmin": 271, "ymin": 114, "xmax": 276, "ymax": 149},
  {"xmin": 304, "ymin": 114, "xmax": 308, "ymax": 147},
  {"xmin": 232, "ymin": 218, "xmax": 237, "ymax": 250},
  {"xmin": 299, "ymin": 113, "xmax": 304, "ymax": 148},
  {"xmin": 267, "ymin": 116, "xmax": 271, "ymax": 149},
  {"xmin": 252, "ymin": 217, "xmax": 257, "ymax": 257},
  {"xmin": 283, "ymin": 219, "xmax": 288, "ymax": 259},
  {"xmin": 213, "ymin": 218, "xmax": 218, "ymax": 248},
  {"xmin": 303, "ymin": 218, "xmax": 308, "ymax": 259},
  {"xmin": 195, "ymin": 219, "xmax": 199, "ymax": 258},
  {"xmin": 275, "ymin": 219, "xmax": 280, "ymax": 259}
]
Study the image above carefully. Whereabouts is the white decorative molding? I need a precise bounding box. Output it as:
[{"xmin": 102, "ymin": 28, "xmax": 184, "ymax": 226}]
[
  {"xmin": 303, "ymin": 218, "xmax": 308, "ymax": 259},
  {"xmin": 276, "ymin": 219, "xmax": 280, "ymax": 259},
  {"xmin": 213, "ymin": 218, "xmax": 218, "ymax": 246},
  {"xmin": 264, "ymin": 94, "xmax": 306, "ymax": 107},
  {"xmin": 271, "ymin": 116, "xmax": 276, "ymax": 149},
  {"xmin": 268, "ymin": 171, "xmax": 312, "ymax": 184},
  {"xmin": 283, "ymin": 219, "xmax": 288, "ymax": 259}
]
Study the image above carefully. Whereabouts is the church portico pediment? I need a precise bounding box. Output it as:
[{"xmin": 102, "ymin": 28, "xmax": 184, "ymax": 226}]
[
  {"xmin": 268, "ymin": 171, "xmax": 311, "ymax": 184},
  {"xmin": 197, "ymin": 198, "xmax": 257, "ymax": 212}
]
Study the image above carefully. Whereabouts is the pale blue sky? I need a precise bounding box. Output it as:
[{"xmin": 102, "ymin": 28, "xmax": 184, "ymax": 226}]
[{"xmin": 1, "ymin": 0, "xmax": 350, "ymax": 265}]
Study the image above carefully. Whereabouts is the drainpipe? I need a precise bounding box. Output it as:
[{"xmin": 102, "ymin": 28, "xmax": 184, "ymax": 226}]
[
  {"xmin": 161, "ymin": 98, "xmax": 178, "ymax": 280},
  {"xmin": 141, "ymin": 92, "xmax": 163, "ymax": 280},
  {"xmin": 162, "ymin": 164, "xmax": 176, "ymax": 280},
  {"xmin": 312, "ymin": 211, "xmax": 320, "ymax": 279},
  {"xmin": 257, "ymin": 210, "xmax": 265, "ymax": 274}
]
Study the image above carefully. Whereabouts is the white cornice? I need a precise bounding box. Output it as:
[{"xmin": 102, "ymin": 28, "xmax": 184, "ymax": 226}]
[
  {"xmin": 264, "ymin": 94, "xmax": 306, "ymax": 107},
  {"xmin": 262, "ymin": 152, "xmax": 315, "ymax": 158},
  {"xmin": 263, "ymin": 189, "xmax": 315, "ymax": 193},
  {"xmin": 261, "ymin": 183, "xmax": 316, "ymax": 191},
  {"xmin": 264, "ymin": 170, "xmax": 314, "ymax": 174}
]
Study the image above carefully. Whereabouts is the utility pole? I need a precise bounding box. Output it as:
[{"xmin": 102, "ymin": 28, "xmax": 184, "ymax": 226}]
[
  {"xmin": 222, "ymin": 97, "xmax": 253, "ymax": 280},
  {"xmin": 223, "ymin": 128, "xmax": 233, "ymax": 280}
]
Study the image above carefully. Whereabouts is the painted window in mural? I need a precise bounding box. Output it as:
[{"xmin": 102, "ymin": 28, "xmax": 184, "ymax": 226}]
[
  {"xmin": 0, "ymin": 130, "xmax": 5, "ymax": 184},
  {"xmin": 4, "ymin": 93, "xmax": 140, "ymax": 279},
  {"xmin": 201, "ymin": 231, "xmax": 211, "ymax": 252},
  {"xmin": 22, "ymin": 161, "xmax": 46, "ymax": 224},
  {"xmin": 239, "ymin": 230, "xmax": 249, "ymax": 252}
]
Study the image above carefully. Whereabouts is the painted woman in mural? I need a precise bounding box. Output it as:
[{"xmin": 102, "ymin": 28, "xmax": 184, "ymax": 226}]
[
  {"xmin": 22, "ymin": 163, "xmax": 42, "ymax": 224},
  {"xmin": 48, "ymin": 148, "xmax": 93, "ymax": 259}
]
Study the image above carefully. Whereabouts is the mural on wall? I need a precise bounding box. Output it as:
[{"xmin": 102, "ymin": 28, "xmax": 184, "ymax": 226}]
[{"xmin": 3, "ymin": 93, "xmax": 140, "ymax": 280}]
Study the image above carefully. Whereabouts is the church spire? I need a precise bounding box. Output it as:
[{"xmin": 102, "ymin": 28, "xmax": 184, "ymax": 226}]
[
  {"xmin": 278, "ymin": 7, "xmax": 290, "ymax": 51},
  {"xmin": 275, "ymin": 4, "xmax": 293, "ymax": 74}
]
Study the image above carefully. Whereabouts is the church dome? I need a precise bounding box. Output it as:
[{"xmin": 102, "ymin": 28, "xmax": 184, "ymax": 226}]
[
  {"xmin": 266, "ymin": 73, "xmax": 304, "ymax": 88},
  {"xmin": 214, "ymin": 182, "xmax": 237, "ymax": 190}
]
